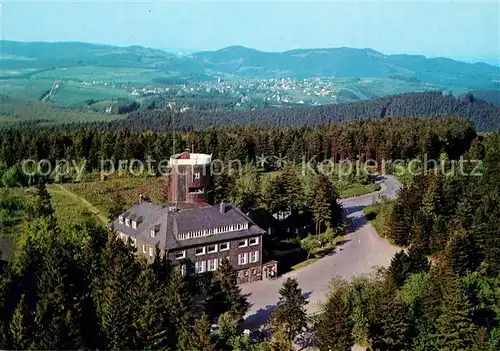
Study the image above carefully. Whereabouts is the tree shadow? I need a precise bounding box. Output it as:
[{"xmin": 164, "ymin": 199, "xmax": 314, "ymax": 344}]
[
  {"xmin": 243, "ymin": 291, "xmax": 313, "ymax": 329},
  {"xmin": 344, "ymin": 204, "xmax": 366, "ymax": 215}
]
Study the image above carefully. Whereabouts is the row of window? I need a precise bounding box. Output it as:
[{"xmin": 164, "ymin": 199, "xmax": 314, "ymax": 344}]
[
  {"xmin": 193, "ymin": 251, "xmax": 259, "ymax": 273},
  {"xmin": 177, "ymin": 222, "xmax": 250, "ymax": 240},
  {"xmin": 193, "ymin": 237, "xmax": 259, "ymax": 256},
  {"xmin": 142, "ymin": 244, "xmax": 156, "ymax": 257},
  {"xmin": 238, "ymin": 251, "xmax": 259, "ymax": 265},
  {"xmin": 119, "ymin": 232, "xmax": 137, "ymax": 246},
  {"xmin": 195, "ymin": 257, "xmax": 230, "ymax": 273},
  {"xmin": 119, "ymin": 217, "xmax": 141, "ymax": 229}
]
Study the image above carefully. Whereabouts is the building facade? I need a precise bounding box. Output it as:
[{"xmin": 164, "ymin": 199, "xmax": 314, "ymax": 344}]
[
  {"xmin": 110, "ymin": 152, "xmax": 268, "ymax": 283},
  {"xmin": 111, "ymin": 201, "xmax": 265, "ymax": 283}
]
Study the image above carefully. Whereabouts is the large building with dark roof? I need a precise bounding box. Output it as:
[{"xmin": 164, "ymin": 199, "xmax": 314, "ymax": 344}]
[{"xmin": 111, "ymin": 152, "xmax": 267, "ymax": 283}]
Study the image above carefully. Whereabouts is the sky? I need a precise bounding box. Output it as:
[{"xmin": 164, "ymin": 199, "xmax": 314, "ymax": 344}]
[{"xmin": 1, "ymin": 0, "xmax": 499, "ymax": 64}]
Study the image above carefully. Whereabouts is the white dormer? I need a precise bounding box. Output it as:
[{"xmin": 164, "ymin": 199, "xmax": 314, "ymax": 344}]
[
  {"xmin": 150, "ymin": 229, "xmax": 156, "ymax": 238},
  {"xmin": 132, "ymin": 221, "xmax": 137, "ymax": 229},
  {"xmin": 125, "ymin": 218, "xmax": 130, "ymax": 227},
  {"xmin": 119, "ymin": 216, "xmax": 124, "ymax": 224}
]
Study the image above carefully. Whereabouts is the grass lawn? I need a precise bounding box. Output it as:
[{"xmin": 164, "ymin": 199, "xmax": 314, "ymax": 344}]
[
  {"xmin": 47, "ymin": 185, "xmax": 104, "ymax": 230},
  {"xmin": 62, "ymin": 176, "xmax": 166, "ymax": 216},
  {"xmin": 363, "ymin": 201, "xmax": 393, "ymax": 237},
  {"xmin": 291, "ymin": 258, "xmax": 320, "ymax": 270},
  {"xmin": 0, "ymin": 187, "xmax": 33, "ymax": 240},
  {"xmin": 340, "ymin": 182, "xmax": 380, "ymax": 198}
]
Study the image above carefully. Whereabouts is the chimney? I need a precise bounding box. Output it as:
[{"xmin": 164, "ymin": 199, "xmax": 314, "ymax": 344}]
[{"xmin": 219, "ymin": 203, "xmax": 226, "ymax": 214}]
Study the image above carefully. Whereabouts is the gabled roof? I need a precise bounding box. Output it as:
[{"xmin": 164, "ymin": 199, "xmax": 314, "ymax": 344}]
[{"xmin": 109, "ymin": 201, "xmax": 266, "ymax": 251}]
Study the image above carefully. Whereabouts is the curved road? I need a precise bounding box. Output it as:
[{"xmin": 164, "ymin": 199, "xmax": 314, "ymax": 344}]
[{"xmin": 242, "ymin": 175, "xmax": 401, "ymax": 327}]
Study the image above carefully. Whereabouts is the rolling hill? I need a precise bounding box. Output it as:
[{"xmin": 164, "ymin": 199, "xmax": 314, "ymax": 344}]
[
  {"xmin": 1, "ymin": 40, "xmax": 499, "ymax": 113},
  {"xmin": 189, "ymin": 45, "xmax": 499, "ymax": 90}
]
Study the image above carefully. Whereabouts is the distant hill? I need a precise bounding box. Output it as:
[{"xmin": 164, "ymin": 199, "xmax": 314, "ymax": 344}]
[
  {"xmin": 190, "ymin": 46, "xmax": 500, "ymax": 90},
  {"xmin": 0, "ymin": 40, "xmax": 206, "ymax": 78},
  {"xmin": 0, "ymin": 40, "xmax": 176, "ymax": 70},
  {"xmin": 1, "ymin": 40, "xmax": 499, "ymax": 110}
]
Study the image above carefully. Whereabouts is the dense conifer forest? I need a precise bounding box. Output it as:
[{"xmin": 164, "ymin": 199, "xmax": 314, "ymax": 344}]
[
  {"xmin": 123, "ymin": 92, "xmax": 500, "ymax": 132},
  {"xmin": 315, "ymin": 132, "xmax": 500, "ymax": 350},
  {"xmin": 0, "ymin": 89, "xmax": 499, "ymax": 349},
  {"xmin": 0, "ymin": 116, "xmax": 476, "ymax": 185}
]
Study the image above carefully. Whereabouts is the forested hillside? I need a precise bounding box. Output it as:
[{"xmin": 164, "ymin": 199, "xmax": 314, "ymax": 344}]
[
  {"xmin": 315, "ymin": 132, "xmax": 500, "ymax": 349},
  {"xmin": 0, "ymin": 116, "xmax": 476, "ymax": 185},
  {"xmin": 190, "ymin": 46, "xmax": 499, "ymax": 90},
  {"xmin": 124, "ymin": 92, "xmax": 500, "ymax": 132}
]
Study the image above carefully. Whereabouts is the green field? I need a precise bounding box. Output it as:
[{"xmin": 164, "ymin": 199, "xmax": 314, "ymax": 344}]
[
  {"xmin": 340, "ymin": 182, "xmax": 380, "ymax": 198},
  {"xmin": 0, "ymin": 176, "xmax": 166, "ymax": 240},
  {"xmin": 62, "ymin": 176, "xmax": 167, "ymax": 216},
  {"xmin": 0, "ymin": 94, "xmax": 119, "ymax": 124},
  {"xmin": 1, "ymin": 64, "xmax": 185, "ymax": 108},
  {"xmin": 0, "ymin": 187, "xmax": 32, "ymax": 240},
  {"xmin": 47, "ymin": 185, "xmax": 104, "ymax": 229}
]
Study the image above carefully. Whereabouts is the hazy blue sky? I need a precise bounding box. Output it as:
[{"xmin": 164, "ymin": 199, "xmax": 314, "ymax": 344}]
[{"xmin": 1, "ymin": 0, "xmax": 499, "ymax": 64}]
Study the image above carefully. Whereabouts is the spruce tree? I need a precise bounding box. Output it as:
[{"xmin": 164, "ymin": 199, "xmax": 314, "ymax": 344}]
[
  {"xmin": 313, "ymin": 173, "xmax": 342, "ymax": 234},
  {"xmin": 192, "ymin": 313, "xmax": 215, "ymax": 351},
  {"xmin": 8, "ymin": 295, "xmax": 28, "ymax": 350},
  {"xmin": 133, "ymin": 265, "xmax": 168, "ymax": 350},
  {"xmin": 209, "ymin": 258, "xmax": 249, "ymax": 320},
  {"xmin": 371, "ymin": 295, "xmax": 412, "ymax": 351},
  {"xmin": 408, "ymin": 245, "xmax": 430, "ymax": 274},
  {"xmin": 35, "ymin": 181, "xmax": 54, "ymax": 216},
  {"xmin": 107, "ymin": 193, "xmax": 126, "ymax": 220},
  {"xmin": 281, "ymin": 166, "xmax": 303, "ymax": 213},
  {"xmin": 269, "ymin": 278, "xmax": 308, "ymax": 342},
  {"xmin": 314, "ymin": 278, "xmax": 354, "ymax": 351},
  {"xmin": 98, "ymin": 230, "xmax": 138, "ymax": 350},
  {"xmin": 445, "ymin": 230, "xmax": 474, "ymax": 276},
  {"xmin": 387, "ymin": 203, "xmax": 411, "ymax": 246},
  {"xmin": 433, "ymin": 264, "xmax": 477, "ymax": 350},
  {"xmin": 387, "ymin": 250, "xmax": 411, "ymax": 288},
  {"xmin": 164, "ymin": 265, "xmax": 192, "ymax": 348},
  {"xmin": 270, "ymin": 325, "xmax": 293, "ymax": 351}
]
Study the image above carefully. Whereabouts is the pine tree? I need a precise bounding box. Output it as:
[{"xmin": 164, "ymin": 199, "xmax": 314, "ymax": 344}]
[
  {"xmin": 314, "ymin": 278, "xmax": 354, "ymax": 351},
  {"xmin": 269, "ymin": 278, "xmax": 308, "ymax": 342},
  {"xmin": 408, "ymin": 245, "xmax": 430, "ymax": 274},
  {"xmin": 371, "ymin": 295, "xmax": 412, "ymax": 351},
  {"xmin": 208, "ymin": 258, "xmax": 249, "ymax": 320},
  {"xmin": 433, "ymin": 264, "xmax": 477, "ymax": 350},
  {"xmin": 444, "ymin": 230, "xmax": 474, "ymax": 276},
  {"xmin": 313, "ymin": 173, "xmax": 342, "ymax": 234},
  {"xmin": 8, "ymin": 295, "xmax": 29, "ymax": 350},
  {"xmin": 192, "ymin": 313, "xmax": 215, "ymax": 351},
  {"xmin": 98, "ymin": 230, "xmax": 138, "ymax": 350},
  {"xmin": 164, "ymin": 265, "xmax": 192, "ymax": 349},
  {"xmin": 387, "ymin": 203, "xmax": 411, "ymax": 247},
  {"xmin": 387, "ymin": 250, "xmax": 411, "ymax": 288},
  {"xmin": 133, "ymin": 265, "xmax": 168, "ymax": 350}
]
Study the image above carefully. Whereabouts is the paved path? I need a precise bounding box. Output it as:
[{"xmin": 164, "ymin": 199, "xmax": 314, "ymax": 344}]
[{"xmin": 241, "ymin": 175, "xmax": 401, "ymax": 327}]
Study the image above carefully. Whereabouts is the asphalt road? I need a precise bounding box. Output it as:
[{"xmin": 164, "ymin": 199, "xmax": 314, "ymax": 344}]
[{"xmin": 241, "ymin": 175, "xmax": 401, "ymax": 328}]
